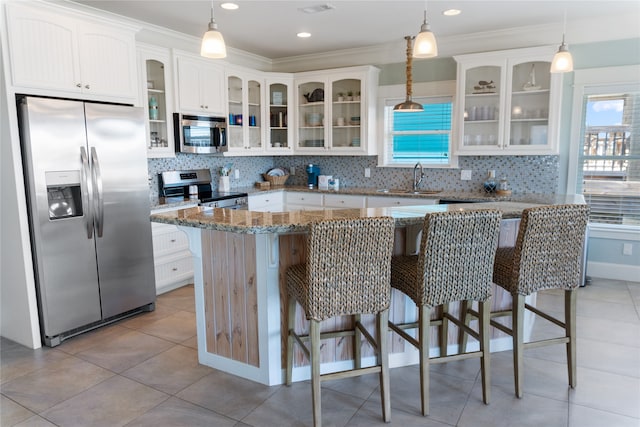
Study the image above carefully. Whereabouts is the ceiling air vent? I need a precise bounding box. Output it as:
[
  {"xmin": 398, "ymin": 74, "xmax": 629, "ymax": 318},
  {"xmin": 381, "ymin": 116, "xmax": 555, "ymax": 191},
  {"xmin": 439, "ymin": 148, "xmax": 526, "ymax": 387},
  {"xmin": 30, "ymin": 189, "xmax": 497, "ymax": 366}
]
[{"xmin": 299, "ymin": 4, "xmax": 336, "ymax": 14}]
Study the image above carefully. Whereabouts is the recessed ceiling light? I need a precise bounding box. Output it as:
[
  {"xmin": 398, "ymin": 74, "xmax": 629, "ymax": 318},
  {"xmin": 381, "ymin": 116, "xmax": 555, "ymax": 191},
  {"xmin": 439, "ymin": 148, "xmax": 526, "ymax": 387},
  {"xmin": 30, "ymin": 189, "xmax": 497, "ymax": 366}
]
[
  {"xmin": 443, "ymin": 9, "xmax": 461, "ymax": 16},
  {"xmin": 299, "ymin": 4, "xmax": 335, "ymax": 14},
  {"xmin": 221, "ymin": 3, "xmax": 239, "ymax": 10},
  {"xmin": 297, "ymin": 32, "xmax": 312, "ymax": 38}
]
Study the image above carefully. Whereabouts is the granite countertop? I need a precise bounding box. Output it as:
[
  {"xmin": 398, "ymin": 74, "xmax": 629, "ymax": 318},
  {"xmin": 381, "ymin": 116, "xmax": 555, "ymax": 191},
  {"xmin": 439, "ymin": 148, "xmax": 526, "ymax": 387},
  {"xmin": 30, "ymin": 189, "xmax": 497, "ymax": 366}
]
[
  {"xmin": 150, "ymin": 198, "xmax": 582, "ymax": 235},
  {"xmin": 150, "ymin": 185, "xmax": 582, "ymax": 211}
]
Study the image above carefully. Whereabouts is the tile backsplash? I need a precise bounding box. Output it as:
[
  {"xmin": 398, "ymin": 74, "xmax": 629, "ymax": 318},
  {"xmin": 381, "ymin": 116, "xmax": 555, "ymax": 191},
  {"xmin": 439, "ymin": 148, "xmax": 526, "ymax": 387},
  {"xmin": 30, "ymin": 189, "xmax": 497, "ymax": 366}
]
[{"xmin": 147, "ymin": 153, "xmax": 559, "ymax": 199}]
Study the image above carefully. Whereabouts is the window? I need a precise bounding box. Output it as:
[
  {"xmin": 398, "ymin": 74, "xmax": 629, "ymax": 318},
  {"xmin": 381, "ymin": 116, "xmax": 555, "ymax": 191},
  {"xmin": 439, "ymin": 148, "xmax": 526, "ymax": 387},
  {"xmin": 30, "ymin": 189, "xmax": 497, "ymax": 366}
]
[
  {"xmin": 575, "ymin": 91, "xmax": 640, "ymax": 225},
  {"xmin": 381, "ymin": 96, "xmax": 454, "ymax": 167}
]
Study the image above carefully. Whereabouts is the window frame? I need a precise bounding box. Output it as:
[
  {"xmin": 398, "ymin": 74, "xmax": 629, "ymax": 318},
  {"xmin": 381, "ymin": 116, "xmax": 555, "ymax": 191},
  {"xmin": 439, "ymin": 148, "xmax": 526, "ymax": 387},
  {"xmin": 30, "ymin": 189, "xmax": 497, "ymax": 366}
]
[
  {"xmin": 567, "ymin": 65, "xmax": 640, "ymax": 235},
  {"xmin": 377, "ymin": 81, "xmax": 458, "ymax": 168}
]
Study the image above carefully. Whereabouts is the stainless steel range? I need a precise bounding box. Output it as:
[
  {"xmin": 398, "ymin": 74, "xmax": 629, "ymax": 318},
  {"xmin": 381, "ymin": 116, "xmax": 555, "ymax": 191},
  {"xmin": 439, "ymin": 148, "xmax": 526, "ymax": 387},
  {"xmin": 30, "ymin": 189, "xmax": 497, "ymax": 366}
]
[{"xmin": 159, "ymin": 169, "xmax": 248, "ymax": 209}]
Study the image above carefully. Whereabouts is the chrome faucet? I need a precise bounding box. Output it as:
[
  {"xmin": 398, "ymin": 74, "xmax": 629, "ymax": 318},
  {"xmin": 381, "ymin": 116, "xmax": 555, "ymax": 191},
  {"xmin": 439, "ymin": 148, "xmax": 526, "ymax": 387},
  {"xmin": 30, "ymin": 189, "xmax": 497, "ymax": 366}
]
[{"xmin": 413, "ymin": 162, "xmax": 425, "ymax": 191}]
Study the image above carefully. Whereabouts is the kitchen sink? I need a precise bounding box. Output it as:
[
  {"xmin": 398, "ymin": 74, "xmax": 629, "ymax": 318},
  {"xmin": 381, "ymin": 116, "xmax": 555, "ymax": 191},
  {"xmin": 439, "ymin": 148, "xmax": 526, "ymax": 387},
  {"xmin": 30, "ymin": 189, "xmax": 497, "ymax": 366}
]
[{"xmin": 376, "ymin": 189, "xmax": 441, "ymax": 195}]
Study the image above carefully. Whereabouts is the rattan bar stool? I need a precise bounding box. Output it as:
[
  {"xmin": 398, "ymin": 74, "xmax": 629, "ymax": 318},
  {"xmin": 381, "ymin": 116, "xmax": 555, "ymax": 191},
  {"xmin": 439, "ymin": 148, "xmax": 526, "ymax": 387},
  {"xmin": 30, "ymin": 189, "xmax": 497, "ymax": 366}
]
[
  {"xmin": 485, "ymin": 204, "xmax": 589, "ymax": 398},
  {"xmin": 388, "ymin": 209, "xmax": 502, "ymax": 416},
  {"xmin": 285, "ymin": 216, "xmax": 396, "ymax": 427}
]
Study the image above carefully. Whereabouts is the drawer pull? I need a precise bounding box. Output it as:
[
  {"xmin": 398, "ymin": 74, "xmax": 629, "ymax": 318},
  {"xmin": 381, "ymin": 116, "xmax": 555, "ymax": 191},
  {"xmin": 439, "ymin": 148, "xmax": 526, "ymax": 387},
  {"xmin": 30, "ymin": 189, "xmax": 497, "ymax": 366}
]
[
  {"xmin": 172, "ymin": 267, "xmax": 178, "ymax": 271},
  {"xmin": 170, "ymin": 239, "xmax": 176, "ymax": 242}
]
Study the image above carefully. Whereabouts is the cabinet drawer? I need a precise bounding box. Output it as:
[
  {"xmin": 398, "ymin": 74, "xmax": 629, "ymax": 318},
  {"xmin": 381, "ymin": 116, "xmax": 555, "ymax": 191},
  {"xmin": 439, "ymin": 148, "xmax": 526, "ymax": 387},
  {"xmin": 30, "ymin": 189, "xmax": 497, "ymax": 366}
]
[
  {"xmin": 285, "ymin": 192, "xmax": 323, "ymax": 206},
  {"xmin": 152, "ymin": 229, "xmax": 190, "ymax": 258},
  {"xmin": 248, "ymin": 192, "xmax": 284, "ymax": 211},
  {"xmin": 366, "ymin": 196, "xmax": 438, "ymax": 207},
  {"xmin": 154, "ymin": 254, "xmax": 194, "ymax": 287},
  {"xmin": 324, "ymin": 194, "xmax": 366, "ymax": 209}
]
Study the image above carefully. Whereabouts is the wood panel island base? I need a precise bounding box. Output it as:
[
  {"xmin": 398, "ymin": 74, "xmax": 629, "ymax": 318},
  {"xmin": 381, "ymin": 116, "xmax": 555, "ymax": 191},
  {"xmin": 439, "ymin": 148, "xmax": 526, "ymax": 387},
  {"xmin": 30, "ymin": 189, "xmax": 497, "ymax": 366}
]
[{"xmin": 151, "ymin": 197, "xmax": 585, "ymax": 386}]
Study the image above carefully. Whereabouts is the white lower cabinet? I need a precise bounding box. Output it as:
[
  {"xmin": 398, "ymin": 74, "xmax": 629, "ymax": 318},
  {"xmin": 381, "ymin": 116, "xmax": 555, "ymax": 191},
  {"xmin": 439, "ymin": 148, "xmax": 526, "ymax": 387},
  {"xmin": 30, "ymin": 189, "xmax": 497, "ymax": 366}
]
[
  {"xmin": 284, "ymin": 191, "xmax": 324, "ymax": 211},
  {"xmin": 323, "ymin": 194, "xmax": 366, "ymax": 209},
  {"xmin": 151, "ymin": 209, "xmax": 195, "ymax": 294},
  {"xmin": 366, "ymin": 196, "xmax": 438, "ymax": 207},
  {"xmin": 248, "ymin": 192, "xmax": 285, "ymax": 212}
]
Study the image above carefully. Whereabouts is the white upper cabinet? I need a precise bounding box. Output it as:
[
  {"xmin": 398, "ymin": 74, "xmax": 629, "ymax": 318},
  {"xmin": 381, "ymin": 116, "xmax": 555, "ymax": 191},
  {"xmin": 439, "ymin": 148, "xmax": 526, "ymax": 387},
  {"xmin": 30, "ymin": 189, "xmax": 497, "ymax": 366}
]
[
  {"xmin": 5, "ymin": 2, "xmax": 137, "ymax": 102},
  {"xmin": 294, "ymin": 65, "xmax": 379, "ymax": 155},
  {"xmin": 225, "ymin": 67, "xmax": 265, "ymax": 154},
  {"xmin": 265, "ymin": 74, "xmax": 294, "ymax": 155},
  {"xmin": 174, "ymin": 52, "xmax": 225, "ymax": 116},
  {"xmin": 454, "ymin": 46, "xmax": 562, "ymax": 155},
  {"xmin": 137, "ymin": 44, "xmax": 175, "ymax": 158}
]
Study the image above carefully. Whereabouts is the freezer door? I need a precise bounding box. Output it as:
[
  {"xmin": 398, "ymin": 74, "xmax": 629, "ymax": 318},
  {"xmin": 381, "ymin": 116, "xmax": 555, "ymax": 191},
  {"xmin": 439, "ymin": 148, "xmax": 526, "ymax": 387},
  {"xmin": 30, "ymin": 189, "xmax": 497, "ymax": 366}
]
[
  {"xmin": 19, "ymin": 97, "xmax": 102, "ymax": 337},
  {"xmin": 85, "ymin": 103, "xmax": 156, "ymax": 318}
]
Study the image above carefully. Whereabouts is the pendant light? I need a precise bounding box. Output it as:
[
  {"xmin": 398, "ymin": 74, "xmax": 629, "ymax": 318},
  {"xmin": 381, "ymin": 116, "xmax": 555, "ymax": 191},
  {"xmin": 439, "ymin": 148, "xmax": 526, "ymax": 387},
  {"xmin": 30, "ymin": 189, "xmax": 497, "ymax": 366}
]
[
  {"xmin": 550, "ymin": 10, "xmax": 573, "ymax": 73},
  {"xmin": 394, "ymin": 36, "xmax": 423, "ymax": 112},
  {"xmin": 413, "ymin": 1, "xmax": 438, "ymax": 58},
  {"xmin": 200, "ymin": 0, "xmax": 227, "ymax": 59}
]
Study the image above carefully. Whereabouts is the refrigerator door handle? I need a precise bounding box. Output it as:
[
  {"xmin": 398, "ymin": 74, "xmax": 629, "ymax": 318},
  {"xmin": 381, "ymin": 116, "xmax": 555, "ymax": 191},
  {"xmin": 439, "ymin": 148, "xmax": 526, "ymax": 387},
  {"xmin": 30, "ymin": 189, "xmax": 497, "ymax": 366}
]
[
  {"xmin": 90, "ymin": 147, "xmax": 104, "ymax": 238},
  {"xmin": 80, "ymin": 146, "xmax": 94, "ymax": 239}
]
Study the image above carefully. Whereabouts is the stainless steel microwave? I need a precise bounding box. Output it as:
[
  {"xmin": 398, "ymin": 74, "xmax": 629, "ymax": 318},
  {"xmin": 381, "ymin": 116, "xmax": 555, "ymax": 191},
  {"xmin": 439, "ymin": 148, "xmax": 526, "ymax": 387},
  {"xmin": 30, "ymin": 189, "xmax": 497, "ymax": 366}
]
[{"xmin": 174, "ymin": 113, "xmax": 227, "ymax": 154}]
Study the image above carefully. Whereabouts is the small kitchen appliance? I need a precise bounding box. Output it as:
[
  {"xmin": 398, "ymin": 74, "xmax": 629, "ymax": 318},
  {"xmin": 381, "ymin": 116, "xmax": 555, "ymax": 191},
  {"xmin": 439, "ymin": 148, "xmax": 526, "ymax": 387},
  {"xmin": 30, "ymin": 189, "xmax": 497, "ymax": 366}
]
[
  {"xmin": 159, "ymin": 169, "xmax": 248, "ymax": 209},
  {"xmin": 306, "ymin": 164, "xmax": 320, "ymax": 189},
  {"xmin": 173, "ymin": 113, "xmax": 227, "ymax": 154}
]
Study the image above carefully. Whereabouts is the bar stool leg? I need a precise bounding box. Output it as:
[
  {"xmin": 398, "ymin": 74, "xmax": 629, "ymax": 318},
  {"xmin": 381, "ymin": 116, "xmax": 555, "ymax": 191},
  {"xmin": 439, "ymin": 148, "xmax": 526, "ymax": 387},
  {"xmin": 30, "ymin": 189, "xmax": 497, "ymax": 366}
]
[
  {"xmin": 286, "ymin": 297, "xmax": 296, "ymax": 386},
  {"xmin": 458, "ymin": 300, "xmax": 470, "ymax": 353},
  {"xmin": 377, "ymin": 310, "xmax": 391, "ymax": 422},
  {"xmin": 310, "ymin": 320, "xmax": 322, "ymax": 427},
  {"xmin": 440, "ymin": 303, "xmax": 449, "ymax": 357},
  {"xmin": 419, "ymin": 305, "xmax": 431, "ymax": 416},
  {"xmin": 513, "ymin": 294, "xmax": 525, "ymax": 398},
  {"xmin": 354, "ymin": 314, "xmax": 362, "ymax": 369},
  {"xmin": 566, "ymin": 289, "xmax": 577, "ymax": 388},
  {"xmin": 479, "ymin": 299, "xmax": 491, "ymax": 404}
]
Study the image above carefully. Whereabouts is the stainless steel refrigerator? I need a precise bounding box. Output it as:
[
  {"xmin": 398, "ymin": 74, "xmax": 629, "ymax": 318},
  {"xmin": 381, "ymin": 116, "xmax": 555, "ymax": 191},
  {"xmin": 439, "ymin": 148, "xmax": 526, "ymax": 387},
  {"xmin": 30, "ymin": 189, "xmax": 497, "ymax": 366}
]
[{"xmin": 17, "ymin": 96, "xmax": 156, "ymax": 347}]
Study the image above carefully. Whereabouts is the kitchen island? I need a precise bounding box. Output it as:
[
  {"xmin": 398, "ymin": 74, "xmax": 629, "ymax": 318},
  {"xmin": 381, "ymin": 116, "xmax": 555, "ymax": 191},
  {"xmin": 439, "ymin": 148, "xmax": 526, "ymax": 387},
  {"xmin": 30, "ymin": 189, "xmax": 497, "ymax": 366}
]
[{"xmin": 151, "ymin": 195, "xmax": 584, "ymax": 385}]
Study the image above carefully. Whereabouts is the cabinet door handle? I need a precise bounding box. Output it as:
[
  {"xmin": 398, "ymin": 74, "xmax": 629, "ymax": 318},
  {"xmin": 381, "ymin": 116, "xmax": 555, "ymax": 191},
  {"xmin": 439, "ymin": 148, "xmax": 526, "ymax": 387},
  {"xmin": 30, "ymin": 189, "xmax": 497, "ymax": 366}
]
[
  {"xmin": 85, "ymin": 84, "xmax": 90, "ymax": 89},
  {"xmin": 76, "ymin": 83, "xmax": 82, "ymax": 88},
  {"xmin": 170, "ymin": 239, "xmax": 176, "ymax": 242},
  {"xmin": 172, "ymin": 267, "xmax": 178, "ymax": 271}
]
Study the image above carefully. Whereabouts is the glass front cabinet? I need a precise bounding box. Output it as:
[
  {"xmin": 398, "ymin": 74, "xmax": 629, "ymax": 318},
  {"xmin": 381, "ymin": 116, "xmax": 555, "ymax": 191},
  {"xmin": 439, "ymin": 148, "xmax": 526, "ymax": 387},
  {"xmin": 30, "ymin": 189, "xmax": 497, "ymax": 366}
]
[
  {"xmin": 265, "ymin": 75, "xmax": 293, "ymax": 154},
  {"xmin": 137, "ymin": 44, "xmax": 175, "ymax": 158},
  {"xmin": 454, "ymin": 46, "xmax": 561, "ymax": 155},
  {"xmin": 226, "ymin": 68, "xmax": 265, "ymax": 154},
  {"xmin": 294, "ymin": 66, "xmax": 379, "ymax": 155}
]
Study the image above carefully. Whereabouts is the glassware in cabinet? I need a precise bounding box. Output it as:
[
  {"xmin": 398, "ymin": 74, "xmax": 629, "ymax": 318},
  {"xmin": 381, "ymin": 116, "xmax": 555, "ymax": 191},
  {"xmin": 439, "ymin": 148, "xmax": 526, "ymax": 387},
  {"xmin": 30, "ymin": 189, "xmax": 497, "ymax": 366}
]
[
  {"xmin": 297, "ymin": 80, "xmax": 326, "ymax": 150},
  {"xmin": 331, "ymin": 78, "xmax": 362, "ymax": 149},
  {"xmin": 461, "ymin": 65, "xmax": 501, "ymax": 149},
  {"xmin": 268, "ymin": 82, "xmax": 290, "ymax": 150},
  {"xmin": 227, "ymin": 73, "xmax": 264, "ymax": 151},
  {"xmin": 139, "ymin": 44, "xmax": 175, "ymax": 158},
  {"xmin": 508, "ymin": 61, "xmax": 551, "ymax": 147},
  {"xmin": 227, "ymin": 75, "xmax": 244, "ymax": 150},
  {"xmin": 247, "ymin": 79, "xmax": 262, "ymax": 149}
]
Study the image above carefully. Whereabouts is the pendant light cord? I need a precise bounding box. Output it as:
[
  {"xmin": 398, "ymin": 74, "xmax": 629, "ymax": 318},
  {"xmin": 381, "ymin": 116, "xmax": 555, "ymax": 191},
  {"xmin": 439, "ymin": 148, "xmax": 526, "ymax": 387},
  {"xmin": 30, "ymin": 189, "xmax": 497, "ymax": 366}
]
[{"xmin": 405, "ymin": 36, "xmax": 414, "ymax": 100}]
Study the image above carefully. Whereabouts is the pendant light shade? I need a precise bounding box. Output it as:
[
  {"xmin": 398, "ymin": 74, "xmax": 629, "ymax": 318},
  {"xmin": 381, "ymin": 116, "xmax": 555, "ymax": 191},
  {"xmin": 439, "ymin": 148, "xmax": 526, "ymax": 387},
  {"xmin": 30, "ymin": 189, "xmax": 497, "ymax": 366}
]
[
  {"xmin": 413, "ymin": 9, "xmax": 438, "ymax": 58},
  {"xmin": 394, "ymin": 36, "xmax": 424, "ymax": 112},
  {"xmin": 201, "ymin": 1, "xmax": 227, "ymax": 59},
  {"xmin": 550, "ymin": 11, "xmax": 572, "ymax": 73}
]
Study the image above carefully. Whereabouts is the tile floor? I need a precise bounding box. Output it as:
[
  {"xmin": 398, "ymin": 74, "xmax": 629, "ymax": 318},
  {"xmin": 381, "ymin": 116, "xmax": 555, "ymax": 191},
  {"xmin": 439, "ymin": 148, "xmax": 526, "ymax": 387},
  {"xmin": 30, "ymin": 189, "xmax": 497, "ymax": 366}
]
[{"xmin": 1, "ymin": 278, "xmax": 639, "ymax": 427}]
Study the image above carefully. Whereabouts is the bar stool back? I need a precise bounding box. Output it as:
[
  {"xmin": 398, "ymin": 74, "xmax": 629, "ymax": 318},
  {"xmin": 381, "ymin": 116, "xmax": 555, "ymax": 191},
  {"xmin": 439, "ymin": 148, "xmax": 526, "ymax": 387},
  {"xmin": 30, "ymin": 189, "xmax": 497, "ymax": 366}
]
[
  {"xmin": 286, "ymin": 216, "xmax": 396, "ymax": 426},
  {"xmin": 490, "ymin": 204, "xmax": 589, "ymax": 397},
  {"xmin": 389, "ymin": 209, "xmax": 502, "ymax": 416}
]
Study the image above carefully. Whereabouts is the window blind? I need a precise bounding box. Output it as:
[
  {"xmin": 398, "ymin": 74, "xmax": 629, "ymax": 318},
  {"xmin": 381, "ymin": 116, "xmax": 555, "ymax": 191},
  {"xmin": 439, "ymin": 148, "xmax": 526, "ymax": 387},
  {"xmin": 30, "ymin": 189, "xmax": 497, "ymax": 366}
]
[
  {"xmin": 383, "ymin": 96, "xmax": 452, "ymax": 166},
  {"xmin": 576, "ymin": 91, "xmax": 640, "ymax": 225}
]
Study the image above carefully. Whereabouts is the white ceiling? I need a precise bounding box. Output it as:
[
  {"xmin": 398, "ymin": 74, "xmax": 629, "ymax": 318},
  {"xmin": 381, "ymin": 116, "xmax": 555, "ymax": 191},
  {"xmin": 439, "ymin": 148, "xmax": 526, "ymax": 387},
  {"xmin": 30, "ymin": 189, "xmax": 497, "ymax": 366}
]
[{"xmin": 71, "ymin": 1, "xmax": 640, "ymax": 60}]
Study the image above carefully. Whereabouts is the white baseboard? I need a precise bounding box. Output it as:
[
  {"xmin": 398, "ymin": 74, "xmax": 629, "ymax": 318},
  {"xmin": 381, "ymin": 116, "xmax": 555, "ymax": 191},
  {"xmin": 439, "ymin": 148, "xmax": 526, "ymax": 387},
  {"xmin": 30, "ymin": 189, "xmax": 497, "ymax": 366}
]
[{"xmin": 587, "ymin": 261, "xmax": 640, "ymax": 282}]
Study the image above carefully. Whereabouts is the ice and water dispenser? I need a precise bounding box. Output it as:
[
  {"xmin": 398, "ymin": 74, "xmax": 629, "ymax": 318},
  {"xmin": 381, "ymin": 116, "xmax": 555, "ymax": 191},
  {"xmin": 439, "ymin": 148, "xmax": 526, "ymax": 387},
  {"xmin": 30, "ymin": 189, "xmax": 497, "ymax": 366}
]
[{"xmin": 45, "ymin": 171, "xmax": 83, "ymax": 220}]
